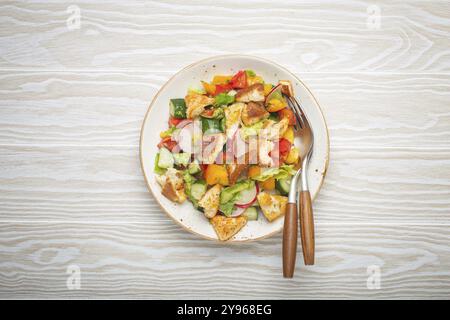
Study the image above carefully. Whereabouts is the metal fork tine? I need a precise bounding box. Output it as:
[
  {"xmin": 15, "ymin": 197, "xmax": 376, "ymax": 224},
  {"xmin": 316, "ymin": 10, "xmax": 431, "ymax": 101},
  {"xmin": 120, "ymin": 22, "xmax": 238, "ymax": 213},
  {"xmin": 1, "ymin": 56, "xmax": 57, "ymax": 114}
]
[
  {"xmin": 288, "ymin": 96, "xmax": 305, "ymax": 129},
  {"xmin": 291, "ymin": 96, "xmax": 311, "ymax": 131},
  {"xmin": 288, "ymin": 99, "xmax": 303, "ymax": 129}
]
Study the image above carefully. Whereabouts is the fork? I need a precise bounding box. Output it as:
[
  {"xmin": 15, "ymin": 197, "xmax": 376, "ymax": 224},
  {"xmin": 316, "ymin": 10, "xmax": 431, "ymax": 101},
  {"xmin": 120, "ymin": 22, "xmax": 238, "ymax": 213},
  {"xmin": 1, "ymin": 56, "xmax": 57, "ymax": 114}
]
[{"xmin": 281, "ymin": 81, "xmax": 315, "ymax": 277}]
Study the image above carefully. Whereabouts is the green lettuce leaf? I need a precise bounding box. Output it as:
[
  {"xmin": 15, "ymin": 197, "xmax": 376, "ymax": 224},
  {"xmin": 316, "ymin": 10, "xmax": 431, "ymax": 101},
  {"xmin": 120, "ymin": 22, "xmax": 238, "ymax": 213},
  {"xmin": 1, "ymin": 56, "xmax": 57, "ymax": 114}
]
[
  {"xmin": 219, "ymin": 180, "xmax": 254, "ymax": 216},
  {"xmin": 252, "ymin": 165, "xmax": 296, "ymax": 182},
  {"xmin": 240, "ymin": 121, "xmax": 264, "ymax": 140},
  {"xmin": 214, "ymin": 93, "xmax": 235, "ymax": 106},
  {"xmin": 245, "ymin": 70, "xmax": 256, "ymax": 77}
]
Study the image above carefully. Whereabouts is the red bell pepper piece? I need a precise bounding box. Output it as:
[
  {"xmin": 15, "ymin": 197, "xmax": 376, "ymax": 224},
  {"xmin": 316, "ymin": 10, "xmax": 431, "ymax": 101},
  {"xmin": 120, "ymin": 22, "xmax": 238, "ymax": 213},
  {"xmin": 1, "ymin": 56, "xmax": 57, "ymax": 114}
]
[
  {"xmin": 214, "ymin": 83, "xmax": 233, "ymax": 96},
  {"xmin": 168, "ymin": 116, "xmax": 184, "ymax": 127},
  {"xmin": 230, "ymin": 70, "xmax": 247, "ymax": 89},
  {"xmin": 157, "ymin": 136, "xmax": 178, "ymax": 151},
  {"xmin": 278, "ymin": 138, "xmax": 292, "ymax": 156}
]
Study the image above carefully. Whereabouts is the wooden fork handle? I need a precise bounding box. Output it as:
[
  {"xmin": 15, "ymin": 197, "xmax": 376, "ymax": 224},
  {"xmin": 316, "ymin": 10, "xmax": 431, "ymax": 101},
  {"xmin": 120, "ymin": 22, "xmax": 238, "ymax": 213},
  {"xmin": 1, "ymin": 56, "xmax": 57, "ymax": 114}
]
[
  {"xmin": 300, "ymin": 190, "xmax": 315, "ymax": 265},
  {"xmin": 283, "ymin": 202, "xmax": 298, "ymax": 278}
]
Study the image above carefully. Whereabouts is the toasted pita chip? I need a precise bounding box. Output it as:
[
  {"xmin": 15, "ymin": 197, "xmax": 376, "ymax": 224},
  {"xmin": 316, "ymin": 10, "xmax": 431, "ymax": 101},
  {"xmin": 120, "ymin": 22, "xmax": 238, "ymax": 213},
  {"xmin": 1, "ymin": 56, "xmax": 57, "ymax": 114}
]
[
  {"xmin": 198, "ymin": 184, "xmax": 222, "ymax": 218},
  {"xmin": 257, "ymin": 192, "xmax": 288, "ymax": 222},
  {"xmin": 241, "ymin": 101, "xmax": 269, "ymax": 126},
  {"xmin": 185, "ymin": 92, "xmax": 215, "ymax": 119},
  {"xmin": 235, "ymin": 83, "xmax": 265, "ymax": 103},
  {"xmin": 210, "ymin": 215, "xmax": 247, "ymax": 241}
]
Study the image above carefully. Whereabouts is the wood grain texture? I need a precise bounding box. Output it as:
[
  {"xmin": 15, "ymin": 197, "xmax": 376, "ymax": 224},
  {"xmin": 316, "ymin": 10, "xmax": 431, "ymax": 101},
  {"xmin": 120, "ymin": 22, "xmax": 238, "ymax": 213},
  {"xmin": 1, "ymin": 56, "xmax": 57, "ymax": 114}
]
[
  {"xmin": 0, "ymin": 71, "xmax": 449, "ymax": 147},
  {"xmin": 1, "ymin": 0, "xmax": 450, "ymax": 299},
  {"xmin": 0, "ymin": 222, "xmax": 448, "ymax": 299},
  {"xmin": 0, "ymin": 146, "xmax": 448, "ymax": 224},
  {"xmin": 0, "ymin": 0, "xmax": 449, "ymax": 72}
]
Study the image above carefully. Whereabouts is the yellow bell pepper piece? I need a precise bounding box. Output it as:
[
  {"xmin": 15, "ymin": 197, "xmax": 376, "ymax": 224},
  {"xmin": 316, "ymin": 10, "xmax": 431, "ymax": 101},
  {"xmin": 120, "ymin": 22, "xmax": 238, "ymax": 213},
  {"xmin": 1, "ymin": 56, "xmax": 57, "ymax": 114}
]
[
  {"xmin": 261, "ymin": 177, "xmax": 275, "ymax": 190},
  {"xmin": 248, "ymin": 165, "xmax": 261, "ymax": 179},
  {"xmin": 264, "ymin": 83, "xmax": 273, "ymax": 96},
  {"xmin": 285, "ymin": 147, "xmax": 300, "ymax": 164},
  {"xmin": 201, "ymin": 81, "xmax": 216, "ymax": 96},
  {"xmin": 212, "ymin": 75, "xmax": 232, "ymax": 85},
  {"xmin": 282, "ymin": 126, "xmax": 295, "ymax": 144},
  {"xmin": 266, "ymin": 98, "xmax": 287, "ymax": 112},
  {"xmin": 205, "ymin": 164, "xmax": 229, "ymax": 186}
]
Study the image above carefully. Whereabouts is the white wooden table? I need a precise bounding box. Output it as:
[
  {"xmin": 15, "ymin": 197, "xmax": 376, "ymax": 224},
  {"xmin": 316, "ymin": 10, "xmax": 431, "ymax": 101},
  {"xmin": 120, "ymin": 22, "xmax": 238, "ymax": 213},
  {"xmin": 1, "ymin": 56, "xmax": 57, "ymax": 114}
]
[{"xmin": 1, "ymin": 0, "xmax": 449, "ymax": 299}]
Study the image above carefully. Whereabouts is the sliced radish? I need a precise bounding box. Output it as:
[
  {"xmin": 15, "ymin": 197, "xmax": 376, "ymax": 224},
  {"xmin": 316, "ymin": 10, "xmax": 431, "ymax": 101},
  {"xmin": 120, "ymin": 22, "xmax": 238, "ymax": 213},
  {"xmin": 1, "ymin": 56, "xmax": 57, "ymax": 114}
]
[
  {"xmin": 170, "ymin": 144, "xmax": 181, "ymax": 154},
  {"xmin": 177, "ymin": 123, "xmax": 193, "ymax": 154},
  {"xmin": 230, "ymin": 206, "xmax": 246, "ymax": 217},
  {"xmin": 176, "ymin": 119, "xmax": 192, "ymax": 129},
  {"xmin": 235, "ymin": 202, "xmax": 253, "ymax": 209},
  {"xmin": 235, "ymin": 183, "xmax": 259, "ymax": 207},
  {"xmin": 171, "ymin": 128, "xmax": 181, "ymax": 141}
]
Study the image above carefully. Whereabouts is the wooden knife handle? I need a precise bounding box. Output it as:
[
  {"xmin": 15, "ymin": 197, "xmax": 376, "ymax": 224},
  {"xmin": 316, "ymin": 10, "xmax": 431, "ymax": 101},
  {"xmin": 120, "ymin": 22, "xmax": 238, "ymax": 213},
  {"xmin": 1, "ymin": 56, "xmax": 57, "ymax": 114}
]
[
  {"xmin": 300, "ymin": 190, "xmax": 315, "ymax": 265},
  {"xmin": 283, "ymin": 202, "xmax": 298, "ymax": 278}
]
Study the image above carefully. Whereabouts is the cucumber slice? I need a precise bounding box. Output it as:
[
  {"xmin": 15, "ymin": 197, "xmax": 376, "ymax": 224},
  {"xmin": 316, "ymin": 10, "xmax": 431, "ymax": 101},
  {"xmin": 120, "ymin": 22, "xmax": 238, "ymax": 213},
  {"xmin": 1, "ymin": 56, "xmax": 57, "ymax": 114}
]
[
  {"xmin": 201, "ymin": 117, "xmax": 223, "ymax": 134},
  {"xmin": 243, "ymin": 207, "xmax": 258, "ymax": 221},
  {"xmin": 268, "ymin": 112, "xmax": 279, "ymax": 121},
  {"xmin": 153, "ymin": 153, "xmax": 166, "ymax": 175},
  {"xmin": 276, "ymin": 178, "xmax": 291, "ymax": 195},
  {"xmin": 173, "ymin": 152, "xmax": 191, "ymax": 167},
  {"xmin": 190, "ymin": 181, "xmax": 207, "ymax": 201},
  {"xmin": 188, "ymin": 161, "xmax": 201, "ymax": 174},
  {"xmin": 158, "ymin": 147, "xmax": 174, "ymax": 169},
  {"xmin": 169, "ymin": 99, "xmax": 187, "ymax": 119}
]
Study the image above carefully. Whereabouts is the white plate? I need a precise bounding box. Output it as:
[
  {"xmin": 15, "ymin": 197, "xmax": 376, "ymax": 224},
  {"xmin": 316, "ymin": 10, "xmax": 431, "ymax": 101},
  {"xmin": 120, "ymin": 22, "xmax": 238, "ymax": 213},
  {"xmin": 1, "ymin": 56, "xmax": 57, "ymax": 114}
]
[{"xmin": 140, "ymin": 55, "xmax": 329, "ymax": 242}]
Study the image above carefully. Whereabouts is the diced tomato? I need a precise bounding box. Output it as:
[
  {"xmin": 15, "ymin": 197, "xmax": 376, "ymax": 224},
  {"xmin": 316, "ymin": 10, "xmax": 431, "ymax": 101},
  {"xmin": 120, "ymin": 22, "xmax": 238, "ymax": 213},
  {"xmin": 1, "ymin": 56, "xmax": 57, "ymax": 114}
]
[
  {"xmin": 200, "ymin": 164, "xmax": 209, "ymax": 178},
  {"xmin": 278, "ymin": 108, "xmax": 296, "ymax": 126},
  {"xmin": 214, "ymin": 83, "xmax": 233, "ymax": 96},
  {"xmin": 168, "ymin": 116, "xmax": 183, "ymax": 127},
  {"xmin": 157, "ymin": 136, "xmax": 178, "ymax": 151},
  {"xmin": 278, "ymin": 138, "xmax": 292, "ymax": 156},
  {"xmin": 201, "ymin": 108, "xmax": 215, "ymax": 118},
  {"xmin": 230, "ymin": 70, "xmax": 247, "ymax": 89}
]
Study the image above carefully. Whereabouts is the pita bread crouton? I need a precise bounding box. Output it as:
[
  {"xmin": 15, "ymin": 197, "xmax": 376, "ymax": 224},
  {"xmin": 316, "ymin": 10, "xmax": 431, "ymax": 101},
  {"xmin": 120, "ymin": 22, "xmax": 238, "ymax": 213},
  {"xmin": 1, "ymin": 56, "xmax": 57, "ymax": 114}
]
[
  {"xmin": 210, "ymin": 215, "xmax": 247, "ymax": 241},
  {"xmin": 185, "ymin": 92, "xmax": 215, "ymax": 119},
  {"xmin": 241, "ymin": 101, "xmax": 269, "ymax": 126},
  {"xmin": 235, "ymin": 84, "xmax": 265, "ymax": 103},
  {"xmin": 224, "ymin": 102, "xmax": 245, "ymax": 139},
  {"xmin": 257, "ymin": 192, "xmax": 288, "ymax": 222},
  {"xmin": 159, "ymin": 168, "xmax": 187, "ymax": 203},
  {"xmin": 259, "ymin": 118, "xmax": 289, "ymax": 140},
  {"xmin": 198, "ymin": 184, "xmax": 222, "ymax": 218}
]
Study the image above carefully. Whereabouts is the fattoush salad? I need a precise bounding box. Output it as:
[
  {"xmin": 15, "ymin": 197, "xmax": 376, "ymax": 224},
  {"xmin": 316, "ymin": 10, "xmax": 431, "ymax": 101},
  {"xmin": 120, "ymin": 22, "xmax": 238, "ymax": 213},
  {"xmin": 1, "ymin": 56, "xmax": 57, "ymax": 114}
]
[{"xmin": 154, "ymin": 70, "xmax": 301, "ymax": 240}]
